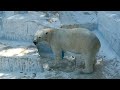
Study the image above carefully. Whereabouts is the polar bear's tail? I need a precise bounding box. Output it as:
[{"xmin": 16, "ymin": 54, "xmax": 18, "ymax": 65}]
[
  {"xmin": 96, "ymin": 38, "xmax": 101, "ymax": 53},
  {"xmin": 93, "ymin": 38, "xmax": 101, "ymax": 66}
]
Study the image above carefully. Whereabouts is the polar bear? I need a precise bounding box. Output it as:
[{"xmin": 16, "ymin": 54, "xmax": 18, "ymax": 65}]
[{"xmin": 33, "ymin": 27, "xmax": 101, "ymax": 73}]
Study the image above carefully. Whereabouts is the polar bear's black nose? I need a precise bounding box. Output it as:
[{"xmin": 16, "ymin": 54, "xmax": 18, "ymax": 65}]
[{"xmin": 33, "ymin": 41, "xmax": 37, "ymax": 45}]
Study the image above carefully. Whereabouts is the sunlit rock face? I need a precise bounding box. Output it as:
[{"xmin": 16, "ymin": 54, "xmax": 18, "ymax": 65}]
[
  {"xmin": 0, "ymin": 39, "xmax": 43, "ymax": 72},
  {"xmin": 0, "ymin": 11, "xmax": 4, "ymax": 32},
  {"xmin": 59, "ymin": 11, "xmax": 98, "ymax": 30},
  {"xmin": 3, "ymin": 11, "xmax": 15, "ymax": 17},
  {"xmin": 1, "ymin": 14, "xmax": 40, "ymax": 42},
  {"xmin": 0, "ymin": 11, "xmax": 61, "ymax": 42},
  {"xmin": 14, "ymin": 11, "xmax": 28, "ymax": 14},
  {"xmin": 0, "ymin": 11, "xmax": 97, "ymax": 42},
  {"xmin": 98, "ymin": 11, "xmax": 120, "ymax": 57}
]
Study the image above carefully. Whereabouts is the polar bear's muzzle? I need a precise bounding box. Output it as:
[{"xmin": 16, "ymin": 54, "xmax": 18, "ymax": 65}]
[{"xmin": 33, "ymin": 40, "xmax": 37, "ymax": 45}]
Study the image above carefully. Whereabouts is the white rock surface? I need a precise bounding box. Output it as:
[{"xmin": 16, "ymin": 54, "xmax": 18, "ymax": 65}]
[
  {"xmin": 0, "ymin": 11, "xmax": 97, "ymax": 43},
  {"xmin": 0, "ymin": 12, "xmax": 61, "ymax": 42},
  {"xmin": 59, "ymin": 11, "xmax": 97, "ymax": 30},
  {"xmin": 0, "ymin": 39, "xmax": 43, "ymax": 72},
  {"xmin": 98, "ymin": 11, "xmax": 120, "ymax": 57},
  {"xmin": 60, "ymin": 11, "xmax": 97, "ymax": 24},
  {"xmin": 4, "ymin": 11, "xmax": 15, "ymax": 17}
]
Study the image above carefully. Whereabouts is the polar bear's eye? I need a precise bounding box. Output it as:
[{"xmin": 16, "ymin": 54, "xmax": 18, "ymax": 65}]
[{"xmin": 39, "ymin": 37, "xmax": 41, "ymax": 38}]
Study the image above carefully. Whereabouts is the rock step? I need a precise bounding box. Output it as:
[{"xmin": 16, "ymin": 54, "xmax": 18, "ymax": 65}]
[
  {"xmin": 0, "ymin": 56, "xmax": 42, "ymax": 72},
  {"xmin": 0, "ymin": 39, "xmax": 43, "ymax": 72}
]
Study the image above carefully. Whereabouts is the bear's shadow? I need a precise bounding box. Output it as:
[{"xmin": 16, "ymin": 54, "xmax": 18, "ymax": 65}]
[
  {"xmin": 36, "ymin": 42, "xmax": 65, "ymax": 59},
  {"xmin": 36, "ymin": 42, "xmax": 78, "ymax": 72},
  {"xmin": 36, "ymin": 42, "xmax": 103, "ymax": 74}
]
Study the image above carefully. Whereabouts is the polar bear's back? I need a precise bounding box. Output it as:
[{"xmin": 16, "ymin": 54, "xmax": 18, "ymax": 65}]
[
  {"xmin": 53, "ymin": 27, "xmax": 97, "ymax": 43},
  {"xmin": 51, "ymin": 28, "xmax": 100, "ymax": 53},
  {"xmin": 56, "ymin": 27, "xmax": 94, "ymax": 37}
]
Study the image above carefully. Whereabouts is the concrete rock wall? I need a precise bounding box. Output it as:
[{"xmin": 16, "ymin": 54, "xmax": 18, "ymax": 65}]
[
  {"xmin": 1, "ymin": 14, "xmax": 39, "ymax": 42},
  {"xmin": 59, "ymin": 11, "xmax": 97, "ymax": 30},
  {"xmin": 98, "ymin": 11, "xmax": 120, "ymax": 57},
  {"xmin": 0, "ymin": 11, "xmax": 61, "ymax": 42},
  {"xmin": 0, "ymin": 11, "xmax": 97, "ymax": 42}
]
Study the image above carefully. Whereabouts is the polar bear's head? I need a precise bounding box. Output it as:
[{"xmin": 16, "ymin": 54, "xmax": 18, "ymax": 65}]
[{"xmin": 33, "ymin": 28, "xmax": 53, "ymax": 45}]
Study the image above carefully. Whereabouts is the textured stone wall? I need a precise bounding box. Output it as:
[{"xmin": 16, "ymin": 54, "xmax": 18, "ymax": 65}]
[
  {"xmin": 0, "ymin": 11, "xmax": 97, "ymax": 42},
  {"xmin": 59, "ymin": 11, "xmax": 97, "ymax": 30},
  {"xmin": 98, "ymin": 11, "xmax": 120, "ymax": 57},
  {"xmin": 0, "ymin": 11, "xmax": 61, "ymax": 42}
]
